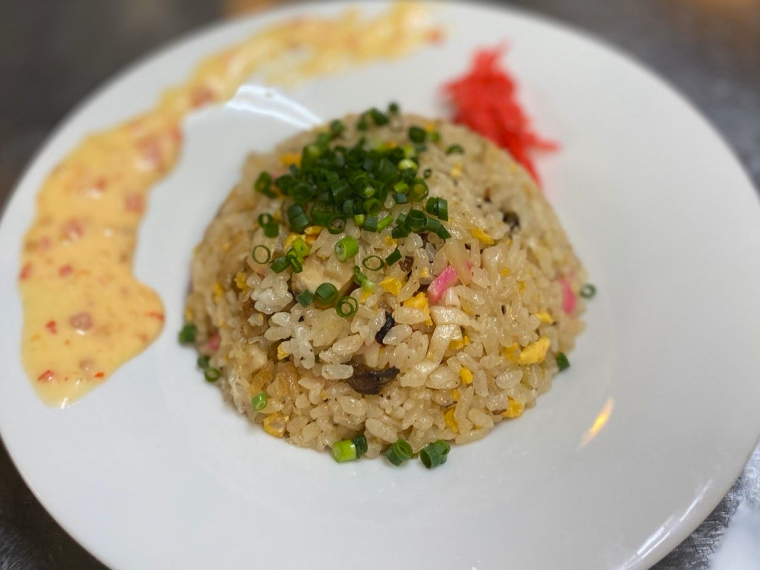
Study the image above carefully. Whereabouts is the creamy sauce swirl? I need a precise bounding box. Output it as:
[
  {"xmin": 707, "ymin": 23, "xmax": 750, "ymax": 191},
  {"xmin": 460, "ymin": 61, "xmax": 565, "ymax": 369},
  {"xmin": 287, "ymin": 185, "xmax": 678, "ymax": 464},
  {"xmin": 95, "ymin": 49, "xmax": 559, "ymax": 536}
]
[{"xmin": 18, "ymin": 3, "xmax": 441, "ymax": 407}]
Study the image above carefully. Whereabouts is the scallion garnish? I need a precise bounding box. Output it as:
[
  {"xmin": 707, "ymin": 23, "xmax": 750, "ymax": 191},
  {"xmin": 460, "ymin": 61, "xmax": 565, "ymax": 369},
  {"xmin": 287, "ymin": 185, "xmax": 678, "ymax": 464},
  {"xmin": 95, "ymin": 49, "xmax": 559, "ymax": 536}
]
[
  {"xmin": 296, "ymin": 289, "xmax": 314, "ymax": 307},
  {"xmin": 315, "ymin": 283, "xmax": 339, "ymax": 305},
  {"xmin": 254, "ymin": 171, "xmax": 276, "ymax": 198},
  {"xmin": 423, "ymin": 168, "xmax": 433, "ymax": 179},
  {"xmin": 270, "ymin": 256, "xmax": 290, "ymax": 274},
  {"xmin": 335, "ymin": 236, "xmax": 359, "ymax": 262},
  {"xmin": 409, "ymin": 180, "xmax": 429, "ymax": 202},
  {"xmin": 397, "ymin": 158, "xmax": 417, "ymax": 170},
  {"xmin": 252, "ymin": 245, "xmax": 272, "ymax": 264},
  {"xmin": 291, "ymin": 237, "xmax": 310, "ymax": 259},
  {"xmin": 336, "ymin": 295, "xmax": 359, "ymax": 318},
  {"xmin": 385, "ymin": 438, "xmax": 413, "ymax": 466},
  {"xmin": 409, "ymin": 126, "xmax": 427, "ymax": 143},
  {"xmin": 353, "ymin": 434, "xmax": 368, "ymax": 458},
  {"xmin": 425, "ymin": 197, "xmax": 449, "ymax": 221},
  {"xmin": 204, "ymin": 367, "xmax": 221, "ymax": 383},
  {"xmin": 327, "ymin": 216, "xmax": 347, "ymax": 235},
  {"xmin": 362, "ymin": 255, "xmax": 385, "ymax": 271},
  {"xmin": 385, "ymin": 249, "xmax": 402, "ymax": 266},
  {"xmin": 178, "ymin": 324, "xmax": 196, "ymax": 344},
  {"xmin": 419, "ymin": 440, "xmax": 451, "ymax": 469},
  {"xmin": 363, "ymin": 198, "xmax": 383, "ymax": 216},
  {"xmin": 580, "ymin": 284, "xmax": 597, "ymax": 299},
  {"xmin": 556, "ymin": 352, "xmax": 570, "ymax": 371},
  {"xmin": 251, "ymin": 391, "xmax": 268, "ymax": 412},
  {"xmin": 197, "ymin": 355, "xmax": 210, "ymax": 369},
  {"xmin": 332, "ymin": 439, "xmax": 358, "ymax": 463},
  {"xmin": 446, "ymin": 144, "xmax": 465, "ymax": 155}
]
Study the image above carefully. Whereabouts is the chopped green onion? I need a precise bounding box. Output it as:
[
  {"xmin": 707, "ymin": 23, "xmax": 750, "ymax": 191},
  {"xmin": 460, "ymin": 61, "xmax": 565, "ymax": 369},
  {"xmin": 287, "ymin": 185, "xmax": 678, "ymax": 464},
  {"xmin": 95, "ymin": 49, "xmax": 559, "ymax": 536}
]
[
  {"xmin": 288, "ymin": 256, "xmax": 303, "ymax": 273},
  {"xmin": 296, "ymin": 289, "xmax": 314, "ymax": 307},
  {"xmin": 353, "ymin": 266, "xmax": 368, "ymax": 286},
  {"xmin": 388, "ymin": 102, "xmax": 400, "ymax": 114},
  {"xmin": 336, "ymin": 296, "xmax": 359, "ymax": 318},
  {"xmin": 397, "ymin": 158, "xmax": 417, "ymax": 171},
  {"xmin": 204, "ymin": 367, "xmax": 221, "ymax": 383},
  {"xmin": 446, "ymin": 144, "xmax": 465, "ymax": 155},
  {"xmin": 258, "ymin": 213, "xmax": 274, "ymax": 227},
  {"xmin": 580, "ymin": 284, "xmax": 597, "ymax": 299},
  {"xmin": 425, "ymin": 197, "xmax": 449, "ymax": 221},
  {"xmin": 327, "ymin": 216, "xmax": 347, "ymax": 235},
  {"xmin": 178, "ymin": 324, "xmax": 196, "ymax": 344},
  {"xmin": 419, "ymin": 440, "xmax": 451, "ymax": 469},
  {"xmin": 363, "ymin": 215, "xmax": 380, "ymax": 232},
  {"xmin": 402, "ymin": 144, "xmax": 417, "ymax": 158},
  {"xmin": 409, "ymin": 126, "xmax": 427, "ymax": 143},
  {"xmin": 251, "ymin": 391, "xmax": 268, "ymax": 412},
  {"xmin": 391, "ymin": 226, "xmax": 410, "ymax": 239},
  {"xmin": 330, "ymin": 120, "xmax": 345, "ymax": 136},
  {"xmin": 270, "ymin": 256, "xmax": 290, "ymax": 273},
  {"xmin": 332, "ymin": 439, "xmax": 357, "ymax": 463},
  {"xmin": 335, "ymin": 236, "xmax": 359, "ymax": 262},
  {"xmin": 352, "ymin": 434, "xmax": 368, "ymax": 459},
  {"xmin": 361, "ymin": 279, "xmax": 375, "ymax": 294},
  {"xmin": 369, "ymin": 108, "xmax": 390, "ymax": 126},
  {"xmin": 409, "ymin": 180, "xmax": 429, "ymax": 202},
  {"xmin": 429, "ymin": 131, "xmax": 441, "ymax": 143},
  {"xmin": 254, "ymin": 171, "xmax": 276, "ymax": 197},
  {"xmin": 385, "ymin": 249, "xmax": 402, "ymax": 266},
  {"xmin": 287, "ymin": 204, "xmax": 310, "ymax": 233},
  {"xmin": 362, "ymin": 255, "xmax": 385, "ymax": 271},
  {"xmin": 407, "ymin": 209, "xmax": 426, "ymax": 231},
  {"xmin": 263, "ymin": 224, "xmax": 279, "ymax": 238},
  {"xmin": 393, "ymin": 181, "xmax": 409, "ymax": 194},
  {"xmin": 393, "ymin": 192, "xmax": 409, "ymax": 204},
  {"xmin": 436, "ymin": 226, "xmax": 452, "ymax": 240},
  {"xmin": 385, "ymin": 438, "xmax": 413, "ymax": 466},
  {"xmin": 556, "ymin": 352, "xmax": 570, "ymax": 371},
  {"xmin": 353, "ymin": 214, "xmax": 366, "ymax": 227},
  {"xmin": 357, "ymin": 116, "xmax": 369, "ymax": 131},
  {"xmin": 197, "ymin": 355, "xmax": 210, "ymax": 369},
  {"xmin": 301, "ymin": 144, "xmax": 324, "ymax": 169},
  {"xmin": 363, "ymin": 198, "xmax": 383, "ymax": 215},
  {"xmin": 423, "ymin": 168, "xmax": 433, "ymax": 179},
  {"xmin": 252, "ymin": 245, "xmax": 272, "ymax": 264},
  {"xmin": 291, "ymin": 237, "xmax": 310, "ymax": 259},
  {"xmin": 377, "ymin": 214, "xmax": 394, "ymax": 231},
  {"xmin": 315, "ymin": 283, "xmax": 339, "ymax": 305}
]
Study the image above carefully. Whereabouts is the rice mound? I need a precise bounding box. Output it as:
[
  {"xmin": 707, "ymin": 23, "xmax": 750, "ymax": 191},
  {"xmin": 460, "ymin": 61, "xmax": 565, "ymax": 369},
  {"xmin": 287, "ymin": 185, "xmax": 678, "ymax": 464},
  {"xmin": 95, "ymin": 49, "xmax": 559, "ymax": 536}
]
[{"xmin": 186, "ymin": 113, "xmax": 586, "ymax": 459}]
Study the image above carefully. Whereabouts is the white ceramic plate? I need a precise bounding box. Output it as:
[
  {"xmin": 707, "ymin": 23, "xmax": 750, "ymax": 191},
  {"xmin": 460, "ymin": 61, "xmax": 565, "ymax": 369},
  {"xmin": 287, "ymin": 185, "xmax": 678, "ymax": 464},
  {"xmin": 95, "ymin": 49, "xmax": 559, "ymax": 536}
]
[{"xmin": 2, "ymin": 2, "xmax": 760, "ymax": 569}]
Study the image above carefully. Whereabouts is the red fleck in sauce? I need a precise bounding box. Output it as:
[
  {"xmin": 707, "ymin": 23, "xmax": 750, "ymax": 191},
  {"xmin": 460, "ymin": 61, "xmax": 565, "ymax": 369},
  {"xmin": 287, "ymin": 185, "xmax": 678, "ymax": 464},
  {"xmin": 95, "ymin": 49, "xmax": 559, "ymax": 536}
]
[
  {"xmin": 18, "ymin": 3, "xmax": 441, "ymax": 407},
  {"xmin": 444, "ymin": 45, "xmax": 558, "ymax": 184}
]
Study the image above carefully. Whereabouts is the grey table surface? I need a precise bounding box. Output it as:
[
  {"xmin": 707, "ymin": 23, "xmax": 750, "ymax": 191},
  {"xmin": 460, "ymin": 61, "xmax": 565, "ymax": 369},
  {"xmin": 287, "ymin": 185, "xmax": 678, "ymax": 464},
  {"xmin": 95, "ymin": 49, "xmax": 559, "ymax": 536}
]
[{"xmin": 1, "ymin": 0, "xmax": 759, "ymax": 568}]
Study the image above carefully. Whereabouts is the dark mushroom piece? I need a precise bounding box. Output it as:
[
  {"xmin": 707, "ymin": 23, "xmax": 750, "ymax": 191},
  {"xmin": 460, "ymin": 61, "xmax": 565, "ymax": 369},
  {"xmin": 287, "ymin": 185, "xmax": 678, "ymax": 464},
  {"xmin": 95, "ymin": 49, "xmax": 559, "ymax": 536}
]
[
  {"xmin": 347, "ymin": 363, "xmax": 400, "ymax": 395},
  {"xmin": 503, "ymin": 211, "xmax": 520, "ymax": 232},
  {"xmin": 375, "ymin": 311, "xmax": 395, "ymax": 344}
]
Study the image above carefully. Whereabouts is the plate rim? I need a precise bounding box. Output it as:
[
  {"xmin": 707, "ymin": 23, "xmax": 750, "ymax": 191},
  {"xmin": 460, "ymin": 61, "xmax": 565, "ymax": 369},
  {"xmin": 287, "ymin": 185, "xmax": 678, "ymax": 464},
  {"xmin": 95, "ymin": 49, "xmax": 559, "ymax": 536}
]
[{"xmin": 1, "ymin": 1, "xmax": 759, "ymax": 569}]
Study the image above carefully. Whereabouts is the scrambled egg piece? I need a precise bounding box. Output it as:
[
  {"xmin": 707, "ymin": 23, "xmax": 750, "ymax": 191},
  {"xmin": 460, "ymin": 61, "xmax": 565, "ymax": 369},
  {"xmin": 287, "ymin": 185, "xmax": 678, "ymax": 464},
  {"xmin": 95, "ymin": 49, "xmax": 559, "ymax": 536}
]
[
  {"xmin": 277, "ymin": 344, "xmax": 289, "ymax": 360},
  {"xmin": 459, "ymin": 368, "xmax": 473, "ymax": 385},
  {"xmin": 517, "ymin": 336, "xmax": 551, "ymax": 365},
  {"xmin": 184, "ymin": 307, "xmax": 193, "ymax": 321},
  {"xmin": 503, "ymin": 342, "xmax": 520, "ymax": 362},
  {"xmin": 403, "ymin": 292, "xmax": 433, "ymax": 325},
  {"xmin": 449, "ymin": 335, "xmax": 470, "ymax": 351},
  {"xmin": 451, "ymin": 389, "xmax": 460, "ymax": 402},
  {"xmin": 503, "ymin": 398, "xmax": 525, "ymax": 419},
  {"xmin": 471, "ymin": 228, "xmax": 495, "ymax": 245},
  {"xmin": 500, "ymin": 268, "xmax": 511, "ymax": 277},
  {"xmin": 304, "ymin": 226, "xmax": 323, "ymax": 235},
  {"xmin": 535, "ymin": 311, "xmax": 553, "ymax": 324},
  {"xmin": 444, "ymin": 408, "xmax": 459, "ymax": 433},
  {"xmin": 235, "ymin": 272, "xmax": 248, "ymax": 292},
  {"xmin": 263, "ymin": 413, "xmax": 288, "ymax": 438},
  {"xmin": 450, "ymin": 163, "xmax": 463, "ymax": 178},
  {"xmin": 280, "ymin": 152, "xmax": 301, "ymax": 168},
  {"xmin": 213, "ymin": 281, "xmax": 224, "ymax": 302},
  {"xmin": 380, "ymin": 277, "xmax": 403, "ymax": 295}
]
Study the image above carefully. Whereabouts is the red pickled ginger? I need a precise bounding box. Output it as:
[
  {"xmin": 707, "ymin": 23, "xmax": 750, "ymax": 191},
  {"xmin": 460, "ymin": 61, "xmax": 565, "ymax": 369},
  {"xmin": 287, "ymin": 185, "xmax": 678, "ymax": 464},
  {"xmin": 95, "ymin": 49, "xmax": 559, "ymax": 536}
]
[{"xmin": 443, "ymin": 45, "xmax": 557, "ymax": 184}]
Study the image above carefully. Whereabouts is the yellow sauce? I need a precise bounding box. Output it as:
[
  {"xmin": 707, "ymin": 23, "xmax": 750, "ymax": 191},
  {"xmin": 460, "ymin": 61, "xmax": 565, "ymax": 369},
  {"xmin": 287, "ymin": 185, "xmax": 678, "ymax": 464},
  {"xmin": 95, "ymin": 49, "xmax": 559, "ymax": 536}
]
[{"xmin": 18, "ymin": 3, "xmax": 441, "ymax": 407}]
